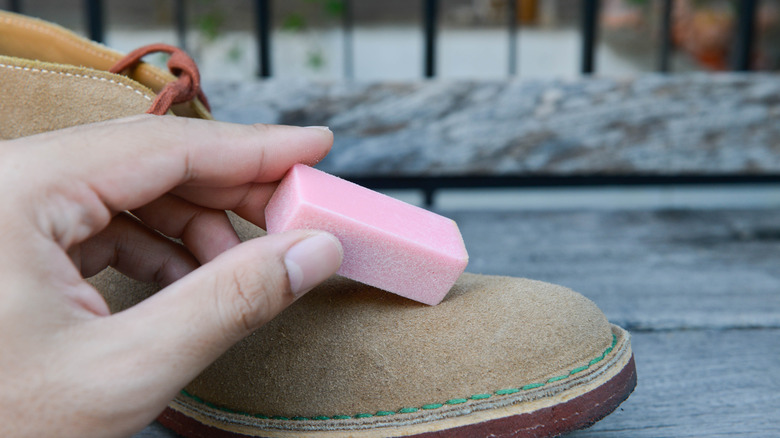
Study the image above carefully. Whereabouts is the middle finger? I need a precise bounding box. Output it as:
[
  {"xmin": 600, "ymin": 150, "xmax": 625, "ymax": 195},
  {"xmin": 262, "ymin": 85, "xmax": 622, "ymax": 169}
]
[{"xmin": 132, "ymin": 194, "xmax": 241, "ymax": 263}]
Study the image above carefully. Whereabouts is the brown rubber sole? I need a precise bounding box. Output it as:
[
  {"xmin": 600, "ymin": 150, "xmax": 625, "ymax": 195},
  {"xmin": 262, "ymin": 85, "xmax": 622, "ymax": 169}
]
[
  {"xmin": 410, "ymin": 355, "xmax": 636, "ymax": 438},
  {"xmin": 159, "ymin": 327, "xmax": 636, "ymax": 438}
]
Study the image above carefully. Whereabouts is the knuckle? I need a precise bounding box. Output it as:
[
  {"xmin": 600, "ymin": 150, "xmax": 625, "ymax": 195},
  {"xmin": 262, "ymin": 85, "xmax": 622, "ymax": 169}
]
[
  {"xmin": 214, "ymin": 264, "xmax": 286, "ymax": 338},
  {"xmin": 249, "ymin": 123, "xmax": 272, "ymax": 136}
]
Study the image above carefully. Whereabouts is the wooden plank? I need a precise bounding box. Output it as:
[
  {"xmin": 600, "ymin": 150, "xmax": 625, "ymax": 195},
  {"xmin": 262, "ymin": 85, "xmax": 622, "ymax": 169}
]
[
  {"xmin": 570, "ymin": 329, "xmax": 780, "ymax": 437},
  {"xmin": 134, "ymin": 329, "xmax": 780, "ymax": 437},
  {"xmin": 133, "ymin": 422, "xmax": 174, "ymax": 438},
  {"xmin": 449, "ymin": 208, "xmax": 780, "ymax": 330}
]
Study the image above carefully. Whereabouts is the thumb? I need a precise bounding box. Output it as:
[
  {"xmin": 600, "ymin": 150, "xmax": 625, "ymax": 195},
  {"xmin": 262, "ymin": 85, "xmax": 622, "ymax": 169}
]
[{"xmin": 108, "ymin": 230, "xmax": 342, "ymax": 385}]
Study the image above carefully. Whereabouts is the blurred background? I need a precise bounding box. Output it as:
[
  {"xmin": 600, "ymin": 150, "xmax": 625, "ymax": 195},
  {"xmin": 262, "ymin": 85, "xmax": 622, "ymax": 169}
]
[
  {"xmin": 7, "ymin": 0, "xmax": 780, "ymax": 81},
  {"xmin": 6, "ymin": 0, "xmax": 780, "ymax": 211}
]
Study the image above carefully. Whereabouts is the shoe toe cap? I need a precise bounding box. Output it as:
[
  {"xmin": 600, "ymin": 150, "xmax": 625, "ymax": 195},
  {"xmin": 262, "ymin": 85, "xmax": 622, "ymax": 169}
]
[{"xmin": 185, "ymin": 272, "xmax": 615, "ymax": 419}]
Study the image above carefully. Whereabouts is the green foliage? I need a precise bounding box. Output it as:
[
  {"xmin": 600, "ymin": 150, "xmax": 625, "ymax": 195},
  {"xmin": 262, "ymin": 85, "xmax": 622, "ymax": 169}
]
[
  {"xmin": 280, "ymin": 0, "xmax": 346, "ymax": 72},
  {"xmin": 306, "ymin": 48, "xmax": 325, "ymax": 70},
  {"xmin": 692, "ymin": 0, "xmax": 738, "ymax": 12},
  {"xmin": 192, "ymin": 0, "xmax": 345, "ymax": 71},
  {"xmin": 324, "ymin": 0, "xmax": 345, "ymax": 16},
  {"xmin": 303, "ymin": 0, "xmax": 344, "ymax": 13},
  {"xmin": 281, "ymin": 0, "xmax": 344, "ymax": 32},
  {"xmin": 227, "ymin": 43, "xmax": 243, "ymax": 63},
  {"xmin": 282, "ymin": 13, "xmax": 306, "ymax": 31},
  {"xmin": 195, "ymin": 0, "xmax": 225, "ymax": 42}
]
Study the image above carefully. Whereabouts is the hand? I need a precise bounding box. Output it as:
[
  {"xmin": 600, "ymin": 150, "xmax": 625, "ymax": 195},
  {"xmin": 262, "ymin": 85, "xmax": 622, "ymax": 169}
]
[{"xmin": 0, "ymin": 115, "xmax": 343, "ymax": 438}]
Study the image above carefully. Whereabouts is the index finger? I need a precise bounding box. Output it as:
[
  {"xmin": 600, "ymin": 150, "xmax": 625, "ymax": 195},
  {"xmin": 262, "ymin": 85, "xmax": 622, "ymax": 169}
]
[{"xmin": 19, "ymin": 115, "xmax": 333, "ymax": 214}]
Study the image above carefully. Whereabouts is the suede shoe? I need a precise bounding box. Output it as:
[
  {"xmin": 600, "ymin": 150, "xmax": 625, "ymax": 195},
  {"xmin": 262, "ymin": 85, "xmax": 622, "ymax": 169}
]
[{"xmin": 94, "ymin": 215, "xmax": 636, "ymax": 438}]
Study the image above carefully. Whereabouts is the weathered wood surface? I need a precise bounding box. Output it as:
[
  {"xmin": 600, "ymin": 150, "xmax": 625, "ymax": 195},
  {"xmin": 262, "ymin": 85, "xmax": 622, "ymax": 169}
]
[
  {"xmin": 135, "ymin": 208, "xmax": 780, "ymax": 437},
  {"xmin": 453, "ymin": 208, "xmax": 780, "ymax": 331},
  {"xmin": 571, "ymin": 329, "xmax": 780, "ymax": 437},
  {"xmin": 205, "ymin": 75, "xmax": 780, "ymax": 177}
]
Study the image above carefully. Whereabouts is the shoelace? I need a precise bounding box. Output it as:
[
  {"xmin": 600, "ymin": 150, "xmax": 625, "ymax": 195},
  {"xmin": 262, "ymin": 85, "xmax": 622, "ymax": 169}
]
[{"xmin": 110, "ymin": 43, "xmax": 211, "ymax": 115}]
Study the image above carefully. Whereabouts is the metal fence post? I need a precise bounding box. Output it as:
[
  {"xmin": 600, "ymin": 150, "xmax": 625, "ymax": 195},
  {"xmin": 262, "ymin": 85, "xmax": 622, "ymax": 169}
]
[
  {"xmin": 8, "ymin": 0, "xmax": 21, "ymax": 13},
  {"xmin": 423, "ymin": 0, "xmax": 438, "ymax": 78},
  {"xmin": 84, "ymin": 0, "xmax": 105, "ymax": 43},
  {"xmin": 255, "ymin": 0, "xmax": 272, "ymax": 78},
  {"xmin": 733, "ymin": 0, "xmax": 758, "ymax": 71},
  {"xmin": 581, "ymin": 0, "xmax": 599, "ymax": 74}
]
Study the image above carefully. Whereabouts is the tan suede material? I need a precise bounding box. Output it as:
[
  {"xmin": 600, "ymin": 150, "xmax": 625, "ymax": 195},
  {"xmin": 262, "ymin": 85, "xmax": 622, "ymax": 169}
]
[
  {"xmin": 88, "ymin": 215, "xmax": 613, "ymax": 420},
  {"xmin": 185, "ymin": 275, "xmax": 611, "ymax": 419},
  {"xmin": 0, "ymin": 11, "xmax": 211, "ymax": 120},
  {"xmin": 0, "ymin": 56, "xmax": 153, "ymax": 139}
]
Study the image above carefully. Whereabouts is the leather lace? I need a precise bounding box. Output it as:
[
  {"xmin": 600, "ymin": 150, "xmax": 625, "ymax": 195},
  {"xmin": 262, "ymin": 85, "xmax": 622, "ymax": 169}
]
[{"xmin": 109, "ymin": 43, "xmax": 210, "ymax": 115}]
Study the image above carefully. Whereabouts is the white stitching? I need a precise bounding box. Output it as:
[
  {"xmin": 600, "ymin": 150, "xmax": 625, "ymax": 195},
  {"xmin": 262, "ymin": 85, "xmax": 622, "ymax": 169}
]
[
  {"xmin": 0, "ymin": 15, "xmax": 171, "ymax": 86},
  {"xmin": 0, "ymin": 62, "xmax": 153, "ymax": 102}
]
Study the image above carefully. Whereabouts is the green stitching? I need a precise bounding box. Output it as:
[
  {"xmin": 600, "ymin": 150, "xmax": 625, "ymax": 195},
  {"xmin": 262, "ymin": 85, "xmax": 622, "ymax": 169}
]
[
  {"xmin": 589, "ymin": 355, "xmax": 605, "ymax": 366},
  {"xmin": 375, "ymin": 411, "xmax": 395, "ymax": 416},
  {"xmin": 180, "ymin": 333, "xmax": 618, "ymax": 422},
  {"xmin": 495, "ymin": 388, "xmax": 520, "ymax": 395}
]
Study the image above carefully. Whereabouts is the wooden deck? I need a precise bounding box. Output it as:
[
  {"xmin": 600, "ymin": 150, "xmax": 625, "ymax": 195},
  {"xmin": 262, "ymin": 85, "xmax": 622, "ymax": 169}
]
[
  {"xmin": 457, "ymin": 208, "xmax": 780, "ymax": 437},
  {"xmin": 135, "ymin": 208, "xmax": 780, "ymax": 437}
]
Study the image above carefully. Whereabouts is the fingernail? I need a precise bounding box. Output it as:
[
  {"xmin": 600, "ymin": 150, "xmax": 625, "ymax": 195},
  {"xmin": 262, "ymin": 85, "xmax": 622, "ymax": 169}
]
[
  {"xmin": 284, "ymin": 233, "xmax": 343, "ymax": 298},
  {"xmin": 304, "ymin": 126, "xmax": 331, "ymax": 132}
]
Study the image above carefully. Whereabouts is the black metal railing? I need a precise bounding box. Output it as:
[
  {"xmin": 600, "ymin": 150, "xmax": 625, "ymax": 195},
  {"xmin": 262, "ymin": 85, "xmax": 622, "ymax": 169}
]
[
  {"xmin": 3, "ymin": 0, "xmax": 762, "ymax": 77},
  {"xmin": 580, "ymin": 0, "xmax": 599, "ymax": 74},
  {"xmin": 734, "ymin": 0, "xmax": 758, "ymax": 71},
  {"xmin": 349, "ymin": 174, "xmax": 780, "ymax": 210},
  {"xmin": 254, "ymin": 0, "xmax": 272, "ymax": 78}
]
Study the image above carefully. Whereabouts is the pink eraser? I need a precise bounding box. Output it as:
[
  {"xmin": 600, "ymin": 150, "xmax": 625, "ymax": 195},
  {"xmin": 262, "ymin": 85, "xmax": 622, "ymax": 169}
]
[{"xmin": 265, "ymin": 164, "xmax": 468, "ymax": 305}]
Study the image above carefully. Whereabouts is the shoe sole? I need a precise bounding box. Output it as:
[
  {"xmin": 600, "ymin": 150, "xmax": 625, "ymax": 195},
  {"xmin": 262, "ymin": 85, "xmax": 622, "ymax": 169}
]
[{"xmin": 159, "ymin": 325, "xmax": 636, "ymax": 438}]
